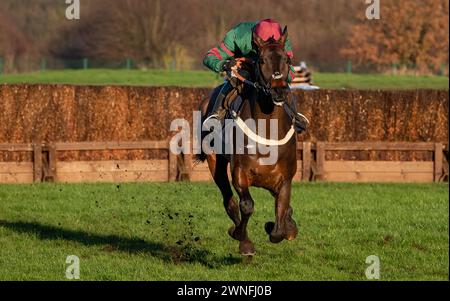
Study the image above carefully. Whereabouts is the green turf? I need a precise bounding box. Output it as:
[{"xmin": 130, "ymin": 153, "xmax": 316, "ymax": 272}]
[
  {"xmin": 0, "ymin": 182, "xmax": 447, "ymax": 281},
  {"xmin": 0, "ymin": 69, "xmax": 448, "ymax": 90},
  {"xmin": 315, "ymin": 72, "xmax": 449, "ymax": 90},
  {"xmin": 0, "ymin": 69, "xmax": 222, "ymax": 88}
]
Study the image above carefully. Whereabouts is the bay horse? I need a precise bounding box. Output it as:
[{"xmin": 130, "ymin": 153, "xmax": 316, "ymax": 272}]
[{"xmin": 197, "ymin": 27, "xmax": 298, "ymax": 256}]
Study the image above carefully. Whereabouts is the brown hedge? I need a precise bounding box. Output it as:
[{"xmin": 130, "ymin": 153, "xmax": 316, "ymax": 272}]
[{"xmin": 0, "ymin": 84, "xmax": 448, "ymax": 161}]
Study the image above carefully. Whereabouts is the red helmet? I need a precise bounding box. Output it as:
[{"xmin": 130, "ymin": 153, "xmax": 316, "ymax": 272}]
[{"xmin": 254, "ymin": 19, "xmax": 282, "ymax": 42}]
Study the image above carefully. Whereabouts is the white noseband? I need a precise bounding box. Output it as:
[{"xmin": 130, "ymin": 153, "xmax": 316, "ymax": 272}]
[{"xmin": 272, "ymin": 73, "xmax": 283, "ymax": 80}]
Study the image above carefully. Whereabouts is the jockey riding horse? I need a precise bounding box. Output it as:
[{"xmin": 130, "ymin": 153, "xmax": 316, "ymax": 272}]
[
  {"xmin": 198, "ymin": 21, "xmax": 306, "ymax": 256},
  {"xmin": 203, "ymin": 19, "xmax": 310, "ymax": 133}
]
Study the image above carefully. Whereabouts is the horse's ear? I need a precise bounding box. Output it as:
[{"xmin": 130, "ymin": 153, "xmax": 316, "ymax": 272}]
[
  {"xmin": 279, "ymin": 26, "xmax": 288, "ymax": 46},
  {"xmin": 253, "ymin": 30, "xmax": 265, "ymax": 49}
]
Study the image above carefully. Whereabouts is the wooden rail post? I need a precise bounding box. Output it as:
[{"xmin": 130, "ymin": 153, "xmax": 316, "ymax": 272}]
[
  {"xmin": 176, "ymin": 139, "xmax": 193, "ymax": 182},
  {"xmin": 316, "ymin": 142, "xmax": 325, "ymax": 181},
  {"xmin": 184, "ymin": 152, "xmax": 193, "ymax": 182},
  {"xmin": 48, "ymin": 143, "xmax": 57, "ymax": 182},
  {"xmin": 168, "ymin": 143, "xmax": 177, "ymax": 182},
  {"xmin": 33, "ymin": 142, "xmax": 43, "ymax": 183},
  {"xmin": 434, "ymin": 143, "xmax": 443, "ymax": 182},
  {"xmin": 302, "ymin": 142, "xmax": 311, "ymax": 182}
]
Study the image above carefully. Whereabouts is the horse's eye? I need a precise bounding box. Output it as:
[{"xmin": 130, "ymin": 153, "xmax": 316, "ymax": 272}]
[{"xmin": 259, "ymin": 58, "xmax": 265, "ymax": 65}]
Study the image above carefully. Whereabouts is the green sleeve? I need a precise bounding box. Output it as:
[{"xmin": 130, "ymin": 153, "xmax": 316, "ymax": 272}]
[
  {"xmin": 285, "ymin": 38, "xmax": 293, "ymax": 53},
  {"xmin": 285, "ymin": 37, "xmax": 295, "ymax": 83},
  {"xmin": 203, "ymin": 27, "xmax": 237, "ymax": 73},
  {"xmin": 287, "ymin": 65, "xmax": 295, "ymax": 83}
]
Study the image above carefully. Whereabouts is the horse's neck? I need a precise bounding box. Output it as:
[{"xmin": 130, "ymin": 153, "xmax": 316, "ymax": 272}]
[{"xmin": 243, "ymin": 92, "xmax": 291, "ymax": 132}]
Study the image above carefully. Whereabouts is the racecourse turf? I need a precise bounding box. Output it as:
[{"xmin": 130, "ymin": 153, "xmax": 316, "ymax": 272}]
[
  {"xmin": 0, "ymin": 182, "xmax": 447, "ymax": 280},
  {"xmin": 0, "ymin": 69, "xmax": 448, "ymax": 90}
]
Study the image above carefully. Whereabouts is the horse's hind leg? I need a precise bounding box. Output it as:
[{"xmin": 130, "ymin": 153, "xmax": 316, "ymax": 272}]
[
  {"xmin": 230, "ymin": 168, "xmax": 256, "ymax": 256},
  {"xmin": 206, "ymin": 155, "xmax": 240, "ymax": 227},
  {"xmin": 265, "ymin": 181, "xmax": 298, "ymax": 243}
]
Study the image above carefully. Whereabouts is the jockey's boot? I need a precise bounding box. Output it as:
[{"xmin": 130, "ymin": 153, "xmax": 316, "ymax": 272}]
[
  {"xmin": 293, "ymin": 111, "xmax": 310, "ymax": 133},
  {"xmin": 285, "ymin": 102, "xmax": 310, "ymax": 134},
  {"xmin": 203, "ymin": 81, "xmax": 234, "ymax": 125}
]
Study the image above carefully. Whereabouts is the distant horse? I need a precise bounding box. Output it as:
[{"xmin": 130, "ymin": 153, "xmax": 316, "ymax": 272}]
[{"xmin": 197, "ymin": 27, "xmax": 298, "ymax": 256}]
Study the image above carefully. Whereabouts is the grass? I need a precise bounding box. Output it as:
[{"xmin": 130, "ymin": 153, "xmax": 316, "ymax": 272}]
[
  {"xmin": 0, "ymin": 69, "xmax": 221, "ymax": 88},
  {"xmin": 315, "ymin": 72, "xmax": 449, "ymax": 90},
  {"xmin": 0, "ymin": 182, "xmax": 448, "ymax": 281},
  {"xmin": 0, "ymin": 69, "xmax": 448, "ymax": 90}
]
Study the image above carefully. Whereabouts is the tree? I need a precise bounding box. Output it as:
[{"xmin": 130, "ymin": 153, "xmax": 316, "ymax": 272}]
[
  {"xmin": 0, "ymin": 14, "xmax": 32, "ymax": 72},
  {"xmin": 341, "ymin": 0, "xmax": 449, "ymax": 74},
  {"xmin": 50, "ymin": 0, "xmax": 194, "ymax": 68}
]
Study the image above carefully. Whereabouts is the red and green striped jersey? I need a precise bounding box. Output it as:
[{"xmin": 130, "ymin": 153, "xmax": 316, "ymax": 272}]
[{"xmin": 203, "ymin": 22, "xmax": 296, "ymax": 82}]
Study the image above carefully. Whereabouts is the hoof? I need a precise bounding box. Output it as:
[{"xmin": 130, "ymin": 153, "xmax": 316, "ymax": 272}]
[
  {"xmin": 285, "ymin": 218, "xmax": 299, "ymax": 241},
  {"xmin": 265, "ymin": 222, "xmax": 283, "ymax": 243},
  {"xmin": 264, "ymin": 222, "xmax": 275, "ymax": 235},
  {"xmin": 239, "ymin": 240, "xmax": 256, "ymax": 256},
  {"xmin": 285, "ymin": 225, "xmax": 298, "ymax": 241},
  {"xmin": 286, "ymin": 232, "xmax": 297, "ymax": 241},
  {"xmin": 269, "ymin": 234, "xmax": 284, "ymax": 244}
]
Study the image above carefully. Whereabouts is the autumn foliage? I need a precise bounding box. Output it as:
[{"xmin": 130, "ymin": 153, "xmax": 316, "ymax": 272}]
[
  {"xmin": 0, "ymin": 0, "xmax": 448, "ymax": 74},
  {"xmin": 341, "ymin": 0, "xmax": 449, "ymax": 74}
]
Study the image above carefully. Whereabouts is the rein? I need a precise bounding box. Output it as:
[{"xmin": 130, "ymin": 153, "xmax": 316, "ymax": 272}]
[{"xmin": 228, "ymin": 58, "xmax": 271, "ymax": 95}]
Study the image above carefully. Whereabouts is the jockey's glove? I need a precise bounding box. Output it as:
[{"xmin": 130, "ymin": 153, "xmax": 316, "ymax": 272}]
[{"xmin": 222, "ymin": 59, "xmax": 237, "ymax": 72}]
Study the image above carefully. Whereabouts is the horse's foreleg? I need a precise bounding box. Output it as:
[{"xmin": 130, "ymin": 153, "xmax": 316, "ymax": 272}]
[
  {"xmin": 206, "ymin": 155, "xmax": 240, "ymax": 226},
  {"xmin": 231, "ymin": 168, "xmax": 256, "ymax": 256},
  {"xmin": 266, "ymin": 181, "xmax": 298, "ymax": 244}
]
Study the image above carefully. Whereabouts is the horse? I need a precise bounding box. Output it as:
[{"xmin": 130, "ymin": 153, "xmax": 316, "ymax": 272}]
[{"xmin": 197, "ymin": 27, "xmax": 298, "ymax": 257}]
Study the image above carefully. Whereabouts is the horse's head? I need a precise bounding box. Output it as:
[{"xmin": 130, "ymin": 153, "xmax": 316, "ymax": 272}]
[{"xmin": 253, "ymin": 26, "xmax": 290, "ymax": 103}]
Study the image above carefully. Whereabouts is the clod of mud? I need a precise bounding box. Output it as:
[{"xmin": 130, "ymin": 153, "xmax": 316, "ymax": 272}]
[
  {"xmin": 412, "ymin": 243, "xmax": 427, "ymax": 251},
  {"xmin": 382, "ymin": 235, "xmax": 394, "ymax": 244},
  {"xmin": 103, "ymin": 244, "xmax": 118, "ymax": 252}
]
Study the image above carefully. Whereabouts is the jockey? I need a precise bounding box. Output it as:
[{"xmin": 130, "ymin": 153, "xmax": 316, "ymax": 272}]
[{"xmin": 203, "ymin": 19, "xmax": 310, "ymax": 133}]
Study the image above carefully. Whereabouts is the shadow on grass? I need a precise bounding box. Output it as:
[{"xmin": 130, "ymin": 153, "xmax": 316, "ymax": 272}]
[{"xmin": 0, "ymin": 220, "xmax": 241, "ymax": 268}]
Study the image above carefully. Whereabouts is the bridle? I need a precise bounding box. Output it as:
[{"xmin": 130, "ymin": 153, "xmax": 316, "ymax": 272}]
[
  {"xmin": 229, "ymin": 42, "xmax": 289, "ymax": 105},
  {"xmin": 226, "ymin": 43, "xmax": 297, "ymax": 147}
]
